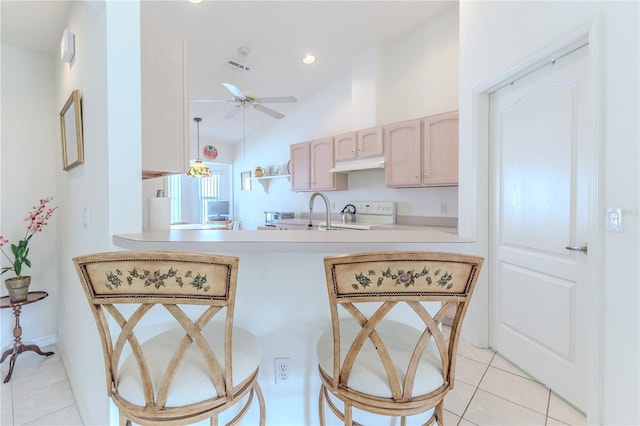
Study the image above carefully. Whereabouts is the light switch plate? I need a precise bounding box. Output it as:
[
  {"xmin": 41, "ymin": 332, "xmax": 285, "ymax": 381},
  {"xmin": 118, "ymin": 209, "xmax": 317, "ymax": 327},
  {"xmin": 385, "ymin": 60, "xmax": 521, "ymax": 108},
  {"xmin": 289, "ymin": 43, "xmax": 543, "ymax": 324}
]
[{"xmin": 606, "ymin": 208, "xmax": 623, "ymax": 232}]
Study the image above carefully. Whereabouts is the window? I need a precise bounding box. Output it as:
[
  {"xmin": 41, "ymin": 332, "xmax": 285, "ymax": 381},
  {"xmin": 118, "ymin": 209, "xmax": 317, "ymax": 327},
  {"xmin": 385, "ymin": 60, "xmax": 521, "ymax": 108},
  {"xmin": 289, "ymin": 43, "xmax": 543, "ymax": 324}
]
[
  {"xmin": 167, "ymin": 174, "xmax": 182, "ymax": 223},
  {"xmin": 167, "ymin": 168, "xmax": 228, "ymax": 224},
  {"xmin": 199, "ymin": 172, "xmax": 221, "ymax": 221}
]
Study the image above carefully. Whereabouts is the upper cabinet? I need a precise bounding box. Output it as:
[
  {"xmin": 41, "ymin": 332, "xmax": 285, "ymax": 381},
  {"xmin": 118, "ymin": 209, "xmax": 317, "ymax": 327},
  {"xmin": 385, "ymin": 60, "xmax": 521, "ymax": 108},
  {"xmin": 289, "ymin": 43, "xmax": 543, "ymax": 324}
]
[
  {"xmin": 334, "ymin": 132, "xmax": 357, "ymax": 162},
  {"xmin": 290, "ymin": 141, "xmax": 310, "ymax": 191},
  {"xmin": 141, "ymin": 27, "xmax": 188, "ymax": 179},
  {"xmin": 334, "ymin": 127, "xmax": 384, "ymax": 162},
  {"xmin": 385, "ymin": 111, "xmax": 459, "ymax": 187},
  {"xmin": 290, "ymin": 138, "xmax": 347, "ymax": 192},
  {"xmin": 422, "ymin": 111, "xmax": 459, "ymax": 186}
]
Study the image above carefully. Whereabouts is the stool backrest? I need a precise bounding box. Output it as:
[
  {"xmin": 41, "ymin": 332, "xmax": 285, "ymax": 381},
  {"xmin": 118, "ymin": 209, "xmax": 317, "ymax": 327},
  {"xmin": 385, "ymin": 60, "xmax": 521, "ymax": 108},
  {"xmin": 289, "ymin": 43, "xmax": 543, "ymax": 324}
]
[
  {"xmin": 73, "ymin": 251, "xmax": 239, "ymax": 407},
  {"xmin": 323, "ymin": 251, "xmax": 484, "ymax": 400}
]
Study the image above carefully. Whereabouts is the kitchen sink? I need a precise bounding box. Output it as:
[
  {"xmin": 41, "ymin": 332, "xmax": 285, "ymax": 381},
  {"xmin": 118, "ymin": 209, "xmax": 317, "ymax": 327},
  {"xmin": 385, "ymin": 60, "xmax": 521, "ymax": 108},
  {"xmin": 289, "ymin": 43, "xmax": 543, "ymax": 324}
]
[{"xmin": 317, "ymin": 225, "xmax": 360, "ymax": 231}]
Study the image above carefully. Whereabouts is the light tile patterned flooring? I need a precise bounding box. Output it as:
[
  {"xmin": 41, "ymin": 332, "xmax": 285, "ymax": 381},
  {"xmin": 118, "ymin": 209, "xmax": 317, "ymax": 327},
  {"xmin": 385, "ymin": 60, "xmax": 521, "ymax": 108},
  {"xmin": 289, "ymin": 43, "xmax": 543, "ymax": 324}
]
[
  {"xmin": 0, "ymin": 345, "xmax": 82, "ymax": 425},
  {"xmin": 442, "ymin": 337, "xmax": 587, "ymax": 425},
  {"xmin": 0, "ymin": 342, "xmax": 586, "ymax": 425}
]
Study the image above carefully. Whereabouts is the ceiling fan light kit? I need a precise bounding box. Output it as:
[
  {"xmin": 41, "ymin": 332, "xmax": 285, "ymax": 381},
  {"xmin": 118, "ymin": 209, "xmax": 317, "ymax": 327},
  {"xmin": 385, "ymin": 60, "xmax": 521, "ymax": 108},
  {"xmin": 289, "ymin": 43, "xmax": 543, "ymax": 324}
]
[{"xmin": 185, "ymin": 117, "xmax": 212, "ymax": 177}]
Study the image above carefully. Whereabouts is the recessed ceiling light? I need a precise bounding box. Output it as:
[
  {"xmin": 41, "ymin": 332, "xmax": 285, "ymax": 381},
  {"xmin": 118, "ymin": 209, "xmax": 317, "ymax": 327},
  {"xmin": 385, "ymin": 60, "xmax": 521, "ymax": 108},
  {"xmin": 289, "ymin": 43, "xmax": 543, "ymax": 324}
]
[
  {"xmin": 302, "ymin": 54, "xmax": 316, "ymax": 65},
  {"xmin": 188, "ymin": 0, "xmax": 203, "ymax": 3}
]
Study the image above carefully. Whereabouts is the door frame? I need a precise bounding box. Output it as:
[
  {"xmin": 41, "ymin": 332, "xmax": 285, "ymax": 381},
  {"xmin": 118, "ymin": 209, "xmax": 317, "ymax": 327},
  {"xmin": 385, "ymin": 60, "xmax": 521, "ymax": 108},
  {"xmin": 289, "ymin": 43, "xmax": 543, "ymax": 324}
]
[{"xmin": 464, "ymin": 19, "xmax": 604, "ymax": 423}]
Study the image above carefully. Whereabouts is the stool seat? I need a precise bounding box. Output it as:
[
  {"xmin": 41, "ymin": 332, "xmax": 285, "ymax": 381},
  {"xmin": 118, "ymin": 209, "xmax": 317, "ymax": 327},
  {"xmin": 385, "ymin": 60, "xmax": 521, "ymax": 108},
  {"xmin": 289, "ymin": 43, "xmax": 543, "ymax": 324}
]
[
  {"xmin": 119, "ymin": 324, "xmax": 261, "ymax": 407},
  {"xmin": 317, "ymin": 319, "xmax": 443, "ymax": 399}
]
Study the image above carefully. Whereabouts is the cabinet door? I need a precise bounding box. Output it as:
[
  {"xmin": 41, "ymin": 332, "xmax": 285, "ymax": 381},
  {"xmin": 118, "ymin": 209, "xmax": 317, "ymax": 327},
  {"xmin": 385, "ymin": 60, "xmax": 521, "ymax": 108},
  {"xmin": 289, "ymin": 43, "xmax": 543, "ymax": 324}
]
[
  {"xmin": 423, "ymin": 111, "xmax": 458, "ymax": 186},
  {"xmin": 141, "ymin": 27, "xmax": 187, "ymax": 178},
  {"xmin": 310, "ymin": 137, "xmax": 337, "ymax": 190},
  {"xmin": 357, "ymin": 127, "xmax": 384, "ymax": 158},
  {"xmin": 290, "ymin": 142, "xmax": 310, "ymax": 191},
  {"xmin": 334, "ymin": 132, "xmax": 357, "ymax": 161},
  {"xmin": 385, "ymin": 119, "xmax": 422, "ymax": 187}
]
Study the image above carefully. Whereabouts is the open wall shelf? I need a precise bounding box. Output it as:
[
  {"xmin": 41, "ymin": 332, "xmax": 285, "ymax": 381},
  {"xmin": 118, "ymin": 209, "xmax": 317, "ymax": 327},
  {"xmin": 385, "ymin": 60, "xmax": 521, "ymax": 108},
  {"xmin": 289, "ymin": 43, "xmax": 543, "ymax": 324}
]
[{"xmin": 250, "ymin": 175, "xmax": 291, "ymax": 193}]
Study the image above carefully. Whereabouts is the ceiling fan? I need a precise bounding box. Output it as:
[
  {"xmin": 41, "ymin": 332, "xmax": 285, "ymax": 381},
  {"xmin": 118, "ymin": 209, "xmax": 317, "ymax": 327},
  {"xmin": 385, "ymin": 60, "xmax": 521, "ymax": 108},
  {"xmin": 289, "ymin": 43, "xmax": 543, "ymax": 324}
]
[{"xmin": 190, "ymin": 47, "xmax": 297, "ymax": 120}]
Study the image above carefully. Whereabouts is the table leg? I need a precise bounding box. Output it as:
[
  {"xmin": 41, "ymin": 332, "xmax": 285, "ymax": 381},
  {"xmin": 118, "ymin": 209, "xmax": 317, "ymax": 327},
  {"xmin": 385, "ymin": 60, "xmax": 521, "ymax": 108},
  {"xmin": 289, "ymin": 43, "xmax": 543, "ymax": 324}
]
[
  {"xmin": 20, "ymin": 344, "xmax": 55, "ymax": 358},
  {"xmin": 0, "ymin": 347, "xmax": 13, "ymax": 364},
  {"xmin": 2, "ymin": 352, "xmax": 18, "ymax": 384},
  {"xmin": 1, "ymin": 304, "xmax": 55, "ymax": 383},
  {"xmin": 1, "ymin": 344, "xmax": 55, "ymax": 384}
]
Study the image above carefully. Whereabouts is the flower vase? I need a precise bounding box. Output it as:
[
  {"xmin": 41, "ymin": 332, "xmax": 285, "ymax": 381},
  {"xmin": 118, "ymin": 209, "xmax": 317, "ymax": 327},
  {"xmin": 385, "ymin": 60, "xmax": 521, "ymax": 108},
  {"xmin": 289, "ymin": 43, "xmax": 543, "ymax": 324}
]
[{"xmin": 5, "ymin": 276, "xmax": 31, "ymax": 302}]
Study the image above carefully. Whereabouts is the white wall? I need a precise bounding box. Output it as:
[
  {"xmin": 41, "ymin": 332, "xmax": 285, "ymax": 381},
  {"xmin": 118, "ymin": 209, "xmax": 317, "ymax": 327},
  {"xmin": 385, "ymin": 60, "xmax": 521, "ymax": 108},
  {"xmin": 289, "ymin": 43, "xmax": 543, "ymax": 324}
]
[
  {"xmin": 0, "ymin": 46, "xmax": 59, "ymax": 350},
  {"xmin": 233, "ymin": 5, "xmax": 460, "ymax": 231},
  {"xmin": 52, "ymin": 2, "xmax": 142, "ymax": 425},
  {"xmin": 458, "ymin": 1, "xmax": 639, "ymax": 424}
]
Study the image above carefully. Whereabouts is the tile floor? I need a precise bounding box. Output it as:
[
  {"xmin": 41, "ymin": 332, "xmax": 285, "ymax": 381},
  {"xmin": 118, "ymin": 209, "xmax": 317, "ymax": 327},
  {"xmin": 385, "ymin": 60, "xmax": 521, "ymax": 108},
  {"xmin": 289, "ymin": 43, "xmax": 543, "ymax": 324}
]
[
  {"xmin": 441, "ymin": 336, "xmax": 587, "ymax": 425},
  {"xmin": 0, "ymin": 341, "xmax": 587, "ymax": 425},
  {"xmin": 1, "ymin": 345, "xmax": 83, "ymax": 426}
]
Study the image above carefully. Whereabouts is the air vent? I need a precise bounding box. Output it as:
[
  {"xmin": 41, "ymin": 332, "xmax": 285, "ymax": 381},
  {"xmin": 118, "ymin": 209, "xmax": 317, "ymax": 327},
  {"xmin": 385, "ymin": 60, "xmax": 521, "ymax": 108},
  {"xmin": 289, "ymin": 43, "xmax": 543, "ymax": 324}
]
[{"xmin": 226, "ymin": 59, "xmax": 251, "ymax": 72}]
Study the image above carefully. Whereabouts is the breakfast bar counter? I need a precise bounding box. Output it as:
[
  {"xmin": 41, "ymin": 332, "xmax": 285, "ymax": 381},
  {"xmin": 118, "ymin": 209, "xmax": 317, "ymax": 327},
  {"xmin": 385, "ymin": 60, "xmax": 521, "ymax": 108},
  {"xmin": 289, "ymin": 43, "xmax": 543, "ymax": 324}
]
[
  {"xmin": 113, "ymin": 228, "xmax": 471, "ymax": 253},
  {"xmin": 111, "ymin": 228, "xmax": 475, "ymax": 425}
]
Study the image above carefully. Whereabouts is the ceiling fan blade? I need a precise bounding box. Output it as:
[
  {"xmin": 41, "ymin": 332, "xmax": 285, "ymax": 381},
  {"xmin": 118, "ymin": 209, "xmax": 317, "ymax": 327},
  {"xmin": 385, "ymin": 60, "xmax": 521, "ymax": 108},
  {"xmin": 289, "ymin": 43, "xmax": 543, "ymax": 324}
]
[
  {"xmin": 222, "ymin": 82, "xmax": 246, "ymax": 100},
  {"xmin": 223, "ymin": 106, "xmax": 241, "ymax": 119},
  {"xmin": 254, "ymin": 96, "xmax": 297, "ymax": 104},
  {"xmin": 190, "ymin": 98, "xmax": 231, "ymax": 103},
  {"xmin": 253, "ymin": 103, "xmax": 285, "ymax": 119}
]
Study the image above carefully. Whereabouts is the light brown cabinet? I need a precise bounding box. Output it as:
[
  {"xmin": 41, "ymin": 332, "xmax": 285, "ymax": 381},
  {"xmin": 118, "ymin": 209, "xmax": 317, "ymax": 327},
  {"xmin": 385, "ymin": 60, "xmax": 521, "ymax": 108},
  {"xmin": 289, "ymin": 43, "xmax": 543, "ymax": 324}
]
[
  {"xmin": 290, "ymin": 141, "xmax": 310, "ymax": 191},
  {"xmin": 334, "ymin": 127, "xmax": 384, "ymax": 162},
  {"xmin": 385, "ymin": 111, "xmax": 458, "ymax": 187},
  {"xmin": 141, "ymin": 27, "xmax": 188, "ymax": 179},
  {"xmin": 290, "ymin": 137, "xmax": 347, "ymax": 191}
]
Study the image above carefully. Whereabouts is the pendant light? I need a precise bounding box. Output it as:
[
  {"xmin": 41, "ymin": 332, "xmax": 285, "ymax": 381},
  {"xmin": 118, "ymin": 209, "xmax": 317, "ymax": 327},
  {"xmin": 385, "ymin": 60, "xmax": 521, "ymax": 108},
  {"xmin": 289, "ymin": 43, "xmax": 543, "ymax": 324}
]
[{"xmin": 186, "ymin": 117, "xmax": 212, "ymax": 177}]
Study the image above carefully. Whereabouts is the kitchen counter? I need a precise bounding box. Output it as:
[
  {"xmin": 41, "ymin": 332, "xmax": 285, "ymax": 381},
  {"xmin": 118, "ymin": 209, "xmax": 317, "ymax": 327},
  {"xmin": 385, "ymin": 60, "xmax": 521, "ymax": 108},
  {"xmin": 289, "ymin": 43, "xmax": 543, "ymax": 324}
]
[
  {"xmin": 113, "ymin": 228, "xmax": 471, "ymax": 254},
  {"xmin": 275, "ymin": 218, "xmax": 457, "ymax": 232},
  {"xmin": 170, "ymin": 222, "xmax": 230, "ymax": 230}
]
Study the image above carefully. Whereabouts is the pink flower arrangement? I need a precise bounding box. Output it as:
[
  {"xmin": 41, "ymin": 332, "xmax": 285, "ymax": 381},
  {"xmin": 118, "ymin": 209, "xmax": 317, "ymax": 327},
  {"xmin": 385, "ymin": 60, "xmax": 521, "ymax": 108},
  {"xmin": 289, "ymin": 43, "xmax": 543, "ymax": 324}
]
[{"xmin": 0, "ymin": 197, "xmax": 57, "ymax": 277}]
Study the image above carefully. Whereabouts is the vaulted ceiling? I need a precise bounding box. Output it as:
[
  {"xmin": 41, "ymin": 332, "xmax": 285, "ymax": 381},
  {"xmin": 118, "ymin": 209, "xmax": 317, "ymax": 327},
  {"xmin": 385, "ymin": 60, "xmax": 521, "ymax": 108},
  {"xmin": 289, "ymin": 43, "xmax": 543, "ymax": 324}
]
[{"xmin": 2, "ymin": 1, "xmax": 455, "ymax": 145}]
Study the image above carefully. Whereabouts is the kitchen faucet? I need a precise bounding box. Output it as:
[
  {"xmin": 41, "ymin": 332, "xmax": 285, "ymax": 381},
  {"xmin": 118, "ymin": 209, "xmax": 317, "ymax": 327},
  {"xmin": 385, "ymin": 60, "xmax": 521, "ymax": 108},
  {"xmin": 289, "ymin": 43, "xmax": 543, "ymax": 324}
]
[{"xmin": 308, "ymin": 192, "xmax": 333, "ymax": 230}]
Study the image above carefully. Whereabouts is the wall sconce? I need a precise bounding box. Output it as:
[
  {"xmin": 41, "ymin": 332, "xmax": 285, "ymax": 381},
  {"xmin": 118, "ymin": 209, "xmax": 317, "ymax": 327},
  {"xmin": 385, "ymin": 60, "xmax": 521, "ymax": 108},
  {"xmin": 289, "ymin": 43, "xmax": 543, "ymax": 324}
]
[{"xmin": 61, "ymin": 29, "xmax": 75, "ymax": 64}]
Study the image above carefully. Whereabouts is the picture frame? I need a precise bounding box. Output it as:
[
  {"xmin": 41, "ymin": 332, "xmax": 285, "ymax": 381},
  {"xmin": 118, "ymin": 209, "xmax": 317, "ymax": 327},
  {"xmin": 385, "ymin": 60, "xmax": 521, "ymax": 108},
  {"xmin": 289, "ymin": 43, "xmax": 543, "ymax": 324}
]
[
  {"xmin": 59, "ymin": 89, "xmax": 84, "ymax": 171},
  {"xmin": 241, "ymin": 171, "xmax": 252, "ymax": 191}
]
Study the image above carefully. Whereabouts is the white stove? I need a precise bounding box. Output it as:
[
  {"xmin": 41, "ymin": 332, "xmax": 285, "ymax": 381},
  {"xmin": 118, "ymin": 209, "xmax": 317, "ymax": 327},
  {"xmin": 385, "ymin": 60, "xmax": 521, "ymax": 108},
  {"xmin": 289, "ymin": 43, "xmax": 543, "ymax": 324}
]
[{"xmin": 321, "ymin": 201, "xmax": 396, "ymax": 230}]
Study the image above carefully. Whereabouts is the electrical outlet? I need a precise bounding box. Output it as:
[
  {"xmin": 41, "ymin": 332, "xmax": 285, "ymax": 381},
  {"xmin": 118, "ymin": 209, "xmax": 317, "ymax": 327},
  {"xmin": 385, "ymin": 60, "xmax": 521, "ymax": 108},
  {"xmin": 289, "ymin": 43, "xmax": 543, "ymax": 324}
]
[
  {"xmin": 440, "ymin": 203, "xmax": 448, "ymax": 214},
  {"xmin": 274, "ymin": 357, "xmax": 290, "ymax": 384}
]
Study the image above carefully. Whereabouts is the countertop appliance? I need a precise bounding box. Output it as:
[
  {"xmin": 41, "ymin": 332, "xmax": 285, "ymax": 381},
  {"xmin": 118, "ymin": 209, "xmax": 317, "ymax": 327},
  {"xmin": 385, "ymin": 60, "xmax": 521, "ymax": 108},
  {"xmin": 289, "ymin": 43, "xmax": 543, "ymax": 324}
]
[
  {"xmin": 340, "ymin": 204, "xmax": 356, "ymax": 223},
  {"xmin": 264, "ymin": 211, "xmax": 294, "ymax": 227},
  {"xmin": 322, "ymin": 201, "xmax": 396, "ymax": 230}
]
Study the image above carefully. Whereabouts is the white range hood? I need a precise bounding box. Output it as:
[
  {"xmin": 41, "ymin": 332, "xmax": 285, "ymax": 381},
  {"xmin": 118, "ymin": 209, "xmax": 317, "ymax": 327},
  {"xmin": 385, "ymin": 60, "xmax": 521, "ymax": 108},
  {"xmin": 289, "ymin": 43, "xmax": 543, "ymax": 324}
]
[{"xmin": 329, "ymin": 157, "xmax": 385, "ymax": 173}]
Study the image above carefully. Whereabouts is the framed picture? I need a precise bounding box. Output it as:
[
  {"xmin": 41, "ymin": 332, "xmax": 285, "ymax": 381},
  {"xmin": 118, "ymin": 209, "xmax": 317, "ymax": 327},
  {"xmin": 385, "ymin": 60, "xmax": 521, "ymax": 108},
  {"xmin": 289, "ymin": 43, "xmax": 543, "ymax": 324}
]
[
  {"xmin": 241, "ymin": 171, "xmax": 252, "ymax": 191},
  {"xmin": 59, "ymin": 89, "xmax": 84, "ymax": 171}
]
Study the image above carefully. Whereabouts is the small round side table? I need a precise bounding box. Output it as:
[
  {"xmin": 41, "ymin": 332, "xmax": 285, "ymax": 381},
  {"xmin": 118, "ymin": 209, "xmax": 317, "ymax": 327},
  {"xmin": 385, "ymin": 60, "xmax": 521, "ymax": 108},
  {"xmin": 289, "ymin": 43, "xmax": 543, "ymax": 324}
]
[{"xmin": 0, "ymin": 291, "xmax": 55, "ymax": 383}]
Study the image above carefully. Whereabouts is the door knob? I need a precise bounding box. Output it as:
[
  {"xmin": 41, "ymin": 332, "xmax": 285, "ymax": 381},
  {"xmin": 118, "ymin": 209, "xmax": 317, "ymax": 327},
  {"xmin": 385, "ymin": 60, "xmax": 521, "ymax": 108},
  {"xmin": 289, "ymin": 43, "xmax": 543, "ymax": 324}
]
[{"xmin": 565, "ymin": 243, "xmax": 588, "ymax": 254}]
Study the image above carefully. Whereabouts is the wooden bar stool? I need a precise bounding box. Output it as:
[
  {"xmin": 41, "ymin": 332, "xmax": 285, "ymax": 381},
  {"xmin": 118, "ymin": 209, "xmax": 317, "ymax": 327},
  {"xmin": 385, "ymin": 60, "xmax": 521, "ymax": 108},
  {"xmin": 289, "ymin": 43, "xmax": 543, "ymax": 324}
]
[
  {"xmin": 317, "ymin": 251, "xmax": 483, "ymax": 425},
  {"xmin": 73, "ymin": 251, "xmax": 265, "ymax": 426}
]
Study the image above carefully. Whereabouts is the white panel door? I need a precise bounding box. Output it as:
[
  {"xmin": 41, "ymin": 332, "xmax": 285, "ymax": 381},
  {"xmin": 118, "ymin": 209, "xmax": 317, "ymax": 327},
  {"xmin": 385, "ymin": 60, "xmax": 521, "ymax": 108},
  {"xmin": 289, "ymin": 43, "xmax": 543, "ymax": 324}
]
[{"xmin": 489, "ymin": 45, "xmax": 591, "ymax": 412}]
